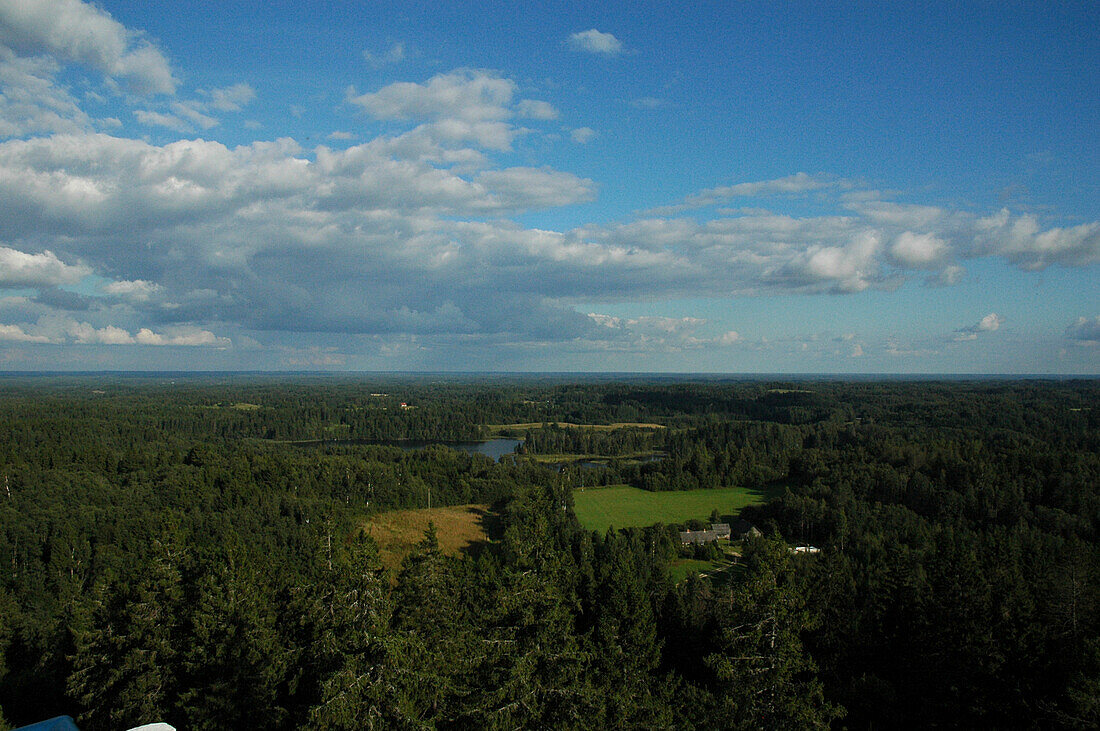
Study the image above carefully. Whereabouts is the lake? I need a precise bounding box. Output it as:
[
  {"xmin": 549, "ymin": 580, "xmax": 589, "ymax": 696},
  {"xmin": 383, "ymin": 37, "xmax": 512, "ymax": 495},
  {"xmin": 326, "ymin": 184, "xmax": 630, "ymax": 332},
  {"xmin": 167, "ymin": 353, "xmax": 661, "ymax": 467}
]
[{"xmin": 288, "ymin": 437, "xmax": 523, "ymax": 462}]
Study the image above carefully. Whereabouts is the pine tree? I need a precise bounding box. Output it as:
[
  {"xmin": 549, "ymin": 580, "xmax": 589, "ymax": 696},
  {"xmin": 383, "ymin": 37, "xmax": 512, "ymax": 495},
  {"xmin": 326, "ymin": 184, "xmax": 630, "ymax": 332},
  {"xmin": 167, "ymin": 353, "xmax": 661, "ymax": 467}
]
[
  {"xmin": 176, "ymin": 558, "xmax": 288, "ymax": 729},
  {"xmin": 67, "ymin": 559, "xmax": 182, "ymax": 731},
  {"xmin": 305, "ymin": 531, "xmax": 395, "ymax": 730},
  {"xmin": 705, "ymin": 536, "xmax": 840, "ymax": 730}
]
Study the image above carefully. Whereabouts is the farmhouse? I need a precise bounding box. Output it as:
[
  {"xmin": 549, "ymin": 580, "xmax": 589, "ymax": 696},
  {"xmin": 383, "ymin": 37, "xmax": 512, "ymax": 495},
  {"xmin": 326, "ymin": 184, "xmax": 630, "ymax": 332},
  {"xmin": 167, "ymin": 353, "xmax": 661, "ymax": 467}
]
[
  {"xmin": 680, "ymin": 520, "xmax": 761, "ymax": 545},
  {"xmin": 679, "ymin": 529, "xmax": 719, "ymax": 545}
]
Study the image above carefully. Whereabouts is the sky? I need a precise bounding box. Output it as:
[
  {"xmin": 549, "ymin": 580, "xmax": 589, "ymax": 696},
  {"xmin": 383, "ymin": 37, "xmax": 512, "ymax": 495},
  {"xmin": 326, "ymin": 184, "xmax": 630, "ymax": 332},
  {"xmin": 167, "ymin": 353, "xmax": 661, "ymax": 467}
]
[{"xmin": 0, "ymin": 0, "xmax": 1097, "ymax": 374}]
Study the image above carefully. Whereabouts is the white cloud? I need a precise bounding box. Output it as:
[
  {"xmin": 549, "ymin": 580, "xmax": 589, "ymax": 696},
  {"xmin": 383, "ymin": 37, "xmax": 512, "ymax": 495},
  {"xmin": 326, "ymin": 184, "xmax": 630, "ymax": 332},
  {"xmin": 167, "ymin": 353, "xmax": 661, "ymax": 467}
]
[
  {"xmin": 346, "ymin": 70, "xmax": 561, "ymax": 153},
  {"xmin": 362, "ymin": 42, "xmax": 405, "ymax": 68},
  {"xmin": 0, "ymin": 59, "xmax": 1096, "ymax": 352},
  {"xmin": 0, "ymin": 322, "xmax": 50, "ymax": 342},
  {"xmin": 928, "ymin": 264, "xmax": 964, "ymax": 287},
  {"xmin": 62, "ymin": 318, "xmax": 134, "ymax": 344},
  {"xmin": 972, "ymin": 209, "xmax": 1100, "ymax": 270},
  {"xmin": 327, "ymin": 131, "xmax": 355, "ymax": 141},
  {"xmin": 349, "ymin": 69, "xmax": 516, "ymax": 122},
  {"xmin": 207, "ymin": 83, "xmax": 255, "ymax": 112},
  {"xmin": 651, "ymin": 173, "xmax": 834, "ymax": 214},
  {"xmin": 954, "ymin": 313, "xmax": 1004, "ymax": 341},
  {"xmin": 771, "ymin": 230, "xmax": 884, "ymax": 293},
  {"xmin": 570, "ymin": 127, "xmax": 596, "ymax": 144},
  {"xmin": 0, "ymin": 0, "xmax": 177, "ymax": 94},
  {"xmin": 717, "ymin": 330, "xmax": 741, "ymax": 345},
  {"xmin": 582, "ymin": 313, "xmax": 740, "ymax": 352},
  {"xmin": 0, "ymin": 246, "xmax": 89, "ymax": 286},
  {"xmin": 889, "ymin": 231, "xmax": 949, "ymax": 268},
  {"xmin": 516, "ymin": 99, "xmax": 559, "ymax": 120},
  {"xmin": 476, "ymin": 167, "xmax": 595, "ymax": 209},
  {"xmin": 169, "ymin": 101, "xmax": 218, "ymax": 130},
  {"xmin": 0, "ymin": 46, "xmax": 91, "ymax": 137},
  {"xmin": 135, "ymin": 326, "xmax": 230, "ymax": 347},
  {"xmin": 3, "ymin": 315, "xmax": 231, "ymax": 347},
  {"xmin": 568, "ymin": 29, "xmax": 623, "ymax": 55},
  {"xmin": 979, "ymin": 313, "xmax": 1003, "ymax": 331},
  {"xmin": 134, "ymin": 108, "xmax": 190, "ymax": 132},
  {"xmin": 103, "ymin": 279, "xmax": 161, "ymax": 301},
  {"xmin": 1065, "ymin": 316, "xmax": 1100, "ymax": 346}
]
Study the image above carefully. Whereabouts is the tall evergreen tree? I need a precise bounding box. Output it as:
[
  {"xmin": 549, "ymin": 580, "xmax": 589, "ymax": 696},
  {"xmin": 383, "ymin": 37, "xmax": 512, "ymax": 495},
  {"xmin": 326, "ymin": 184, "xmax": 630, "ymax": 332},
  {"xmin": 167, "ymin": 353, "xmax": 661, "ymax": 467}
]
[
  {"xmin": 705, "ymin": 536, "xmax": 839, "ymax": 730},
  {"xmin": 67, "ymin": 559, "xmax": 183, "ymax": 731}
]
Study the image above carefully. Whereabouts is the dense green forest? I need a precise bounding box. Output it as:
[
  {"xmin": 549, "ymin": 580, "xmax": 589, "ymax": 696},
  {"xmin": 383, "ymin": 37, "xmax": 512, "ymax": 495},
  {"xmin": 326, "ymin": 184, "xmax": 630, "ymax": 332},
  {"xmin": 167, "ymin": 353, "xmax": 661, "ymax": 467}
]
[{"xmin": 0, "ymin": 375, "xmax": 1097, "ymax": 729}]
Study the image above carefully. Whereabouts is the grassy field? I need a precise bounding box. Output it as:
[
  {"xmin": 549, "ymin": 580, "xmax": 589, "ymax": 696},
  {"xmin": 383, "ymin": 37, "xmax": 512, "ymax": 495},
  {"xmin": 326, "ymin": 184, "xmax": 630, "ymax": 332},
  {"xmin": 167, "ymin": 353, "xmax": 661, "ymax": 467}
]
[
  {"xmin": 668, "ymin": 558, "xmax": 725, "ymax": 583},
  {"xmin": 362, "ymin": 504, "xmax": 495, "ymax": 571},
  {"xmin": 572, "ymin": 484, "xmax": 782, "ymax": 532}
]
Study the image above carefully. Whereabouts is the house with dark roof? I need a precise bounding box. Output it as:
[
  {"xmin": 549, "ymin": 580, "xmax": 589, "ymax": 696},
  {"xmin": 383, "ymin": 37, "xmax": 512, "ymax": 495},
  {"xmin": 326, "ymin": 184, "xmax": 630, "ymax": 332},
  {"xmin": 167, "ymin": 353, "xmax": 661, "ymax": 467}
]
[{"xmin": 679, "ymin": 529, "xmax": 719, "ymax": 545}]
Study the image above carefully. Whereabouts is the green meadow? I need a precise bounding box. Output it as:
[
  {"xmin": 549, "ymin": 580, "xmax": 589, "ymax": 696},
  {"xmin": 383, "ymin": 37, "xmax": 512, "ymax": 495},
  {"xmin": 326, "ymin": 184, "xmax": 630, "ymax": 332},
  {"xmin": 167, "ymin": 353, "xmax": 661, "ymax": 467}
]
[{"xmin": 571, "ymin": 484, "xmax": 782, "ymax": 532}]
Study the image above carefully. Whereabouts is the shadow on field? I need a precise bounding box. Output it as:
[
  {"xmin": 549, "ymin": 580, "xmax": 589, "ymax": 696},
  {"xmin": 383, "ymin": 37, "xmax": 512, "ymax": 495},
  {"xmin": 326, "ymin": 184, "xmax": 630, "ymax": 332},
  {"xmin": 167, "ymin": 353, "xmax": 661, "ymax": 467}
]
[{"xmin": 459, "ymin": 503, "xmax": 506, "ymax": 561}]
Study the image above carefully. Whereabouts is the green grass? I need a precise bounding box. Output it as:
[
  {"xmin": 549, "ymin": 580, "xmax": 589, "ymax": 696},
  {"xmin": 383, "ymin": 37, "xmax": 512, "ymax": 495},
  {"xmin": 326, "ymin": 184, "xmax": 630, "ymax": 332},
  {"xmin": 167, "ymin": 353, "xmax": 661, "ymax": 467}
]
[
  {"xmin": 572, "ymin": 484, "xmax": 782, "ymax": 533},
  {"xmin": 668, "ymin": 558, "xmax": 724, "ymax": 583}
]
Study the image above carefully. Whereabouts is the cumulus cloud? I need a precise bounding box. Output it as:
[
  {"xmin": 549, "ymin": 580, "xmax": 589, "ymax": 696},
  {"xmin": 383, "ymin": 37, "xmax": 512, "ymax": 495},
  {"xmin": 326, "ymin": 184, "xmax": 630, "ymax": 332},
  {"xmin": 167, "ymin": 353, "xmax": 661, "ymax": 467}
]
[
  {"xmin": 1, "ymin": 315, "xmax": 230, "ymax": 347},
  {"xmin": 475, "ymin": 167, "xmax": 596, "ymax": 209},
  {"xmin": 135, "ymin": 326, "xmax": 230, "ymax": 347},
  {"xmin": 103, "ymin": 279, "xmax": 162, "ymax": 301},
  {"xmin": 0, "ymin": 322, "xmax": 50, "ymax": 342},
  {"xmin": 0, "ymin": 58, "xmax": 1096, "ymax": 353},
  {"xmin": 349, "ymin": 69, "xmax": 516, "ymax": 122},
  {"xmin": 568, "ymin": 29, "xmax": 623, "ymax": 55},
  {"xmin": 346, "ymin": 70, "xmax": 566, "ymax": 154},
  {"xmin": 971, "ymin": 209, "xmax": 1100, "ymax": 270},
  {"xmin": 890, "ymin": 231, "xmax": 949, "ymax": 268},
  {"xmin": 0, "ymin": 246, "xmax": 89, "ymax": 286},
  {"xmin": 954, "ymin": 313, "xmax": 1003, "ymax": 341},
  {"xmin": 1065, "ymin": 316, "xmax": 1100, "ymax": 346},
  {"xmin": 0, "ymin": 0, "xmax": 177, "ymax": 94}
]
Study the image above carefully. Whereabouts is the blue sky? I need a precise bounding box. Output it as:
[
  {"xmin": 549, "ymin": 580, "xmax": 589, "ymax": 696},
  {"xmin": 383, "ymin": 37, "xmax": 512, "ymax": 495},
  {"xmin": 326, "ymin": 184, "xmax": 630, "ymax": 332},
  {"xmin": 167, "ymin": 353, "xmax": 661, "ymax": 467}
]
[{"xmin": 0, "ymin": 0, "xmax": 1096, "ymax": 373}]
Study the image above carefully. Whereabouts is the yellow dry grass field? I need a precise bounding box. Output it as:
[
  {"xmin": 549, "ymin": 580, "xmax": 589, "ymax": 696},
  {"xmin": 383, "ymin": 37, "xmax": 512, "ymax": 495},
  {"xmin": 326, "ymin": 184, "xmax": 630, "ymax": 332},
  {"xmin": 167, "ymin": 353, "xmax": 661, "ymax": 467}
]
[{"xmin": 363, "ymin": 504, "xmax": 491, "ymax": 571}]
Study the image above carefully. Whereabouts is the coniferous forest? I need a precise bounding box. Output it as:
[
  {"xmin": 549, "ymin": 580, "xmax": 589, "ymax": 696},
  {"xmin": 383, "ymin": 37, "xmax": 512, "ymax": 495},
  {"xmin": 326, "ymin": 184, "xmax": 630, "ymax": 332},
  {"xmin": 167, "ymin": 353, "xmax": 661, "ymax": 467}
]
[{"xmin": 0, "ymin": 375, "xmax": 1098, "ymax": 729}]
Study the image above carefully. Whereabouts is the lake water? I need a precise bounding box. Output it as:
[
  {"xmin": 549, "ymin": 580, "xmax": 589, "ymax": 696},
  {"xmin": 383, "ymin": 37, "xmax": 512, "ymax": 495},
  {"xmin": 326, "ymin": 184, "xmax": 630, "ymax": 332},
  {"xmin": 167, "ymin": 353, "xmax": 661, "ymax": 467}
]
[{"xmin": 290, "ymin": 437, "xmax": 523, "ymax": 462}]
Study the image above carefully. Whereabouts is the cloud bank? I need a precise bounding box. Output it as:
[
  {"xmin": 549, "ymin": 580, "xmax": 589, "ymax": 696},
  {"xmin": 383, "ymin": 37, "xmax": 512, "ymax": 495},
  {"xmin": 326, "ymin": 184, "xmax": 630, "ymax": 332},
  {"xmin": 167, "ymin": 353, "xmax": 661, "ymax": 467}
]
[{"xmin": 0, "ymin": 2, "xmax": 1096, "ymax": 368}]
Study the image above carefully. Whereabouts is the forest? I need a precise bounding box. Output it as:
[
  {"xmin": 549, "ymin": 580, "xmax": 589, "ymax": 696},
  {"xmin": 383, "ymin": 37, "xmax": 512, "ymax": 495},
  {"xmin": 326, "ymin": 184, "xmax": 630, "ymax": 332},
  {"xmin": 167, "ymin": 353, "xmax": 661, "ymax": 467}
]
[{"xmin": 0, "ymin": 375, "xmax": 1097, "ymax": 729}]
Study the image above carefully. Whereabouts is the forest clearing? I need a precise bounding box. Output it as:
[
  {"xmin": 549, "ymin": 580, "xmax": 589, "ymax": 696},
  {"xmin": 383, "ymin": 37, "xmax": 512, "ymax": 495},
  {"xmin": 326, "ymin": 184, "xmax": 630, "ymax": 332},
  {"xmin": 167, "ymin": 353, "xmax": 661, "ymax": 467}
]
[
  {"xmin": 571, "ymin": 484, "xmax": 780, "ymax": 532},
  {"xmin": 362, "ymin": 504, "xmax": 495, "ymax": 571}
]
